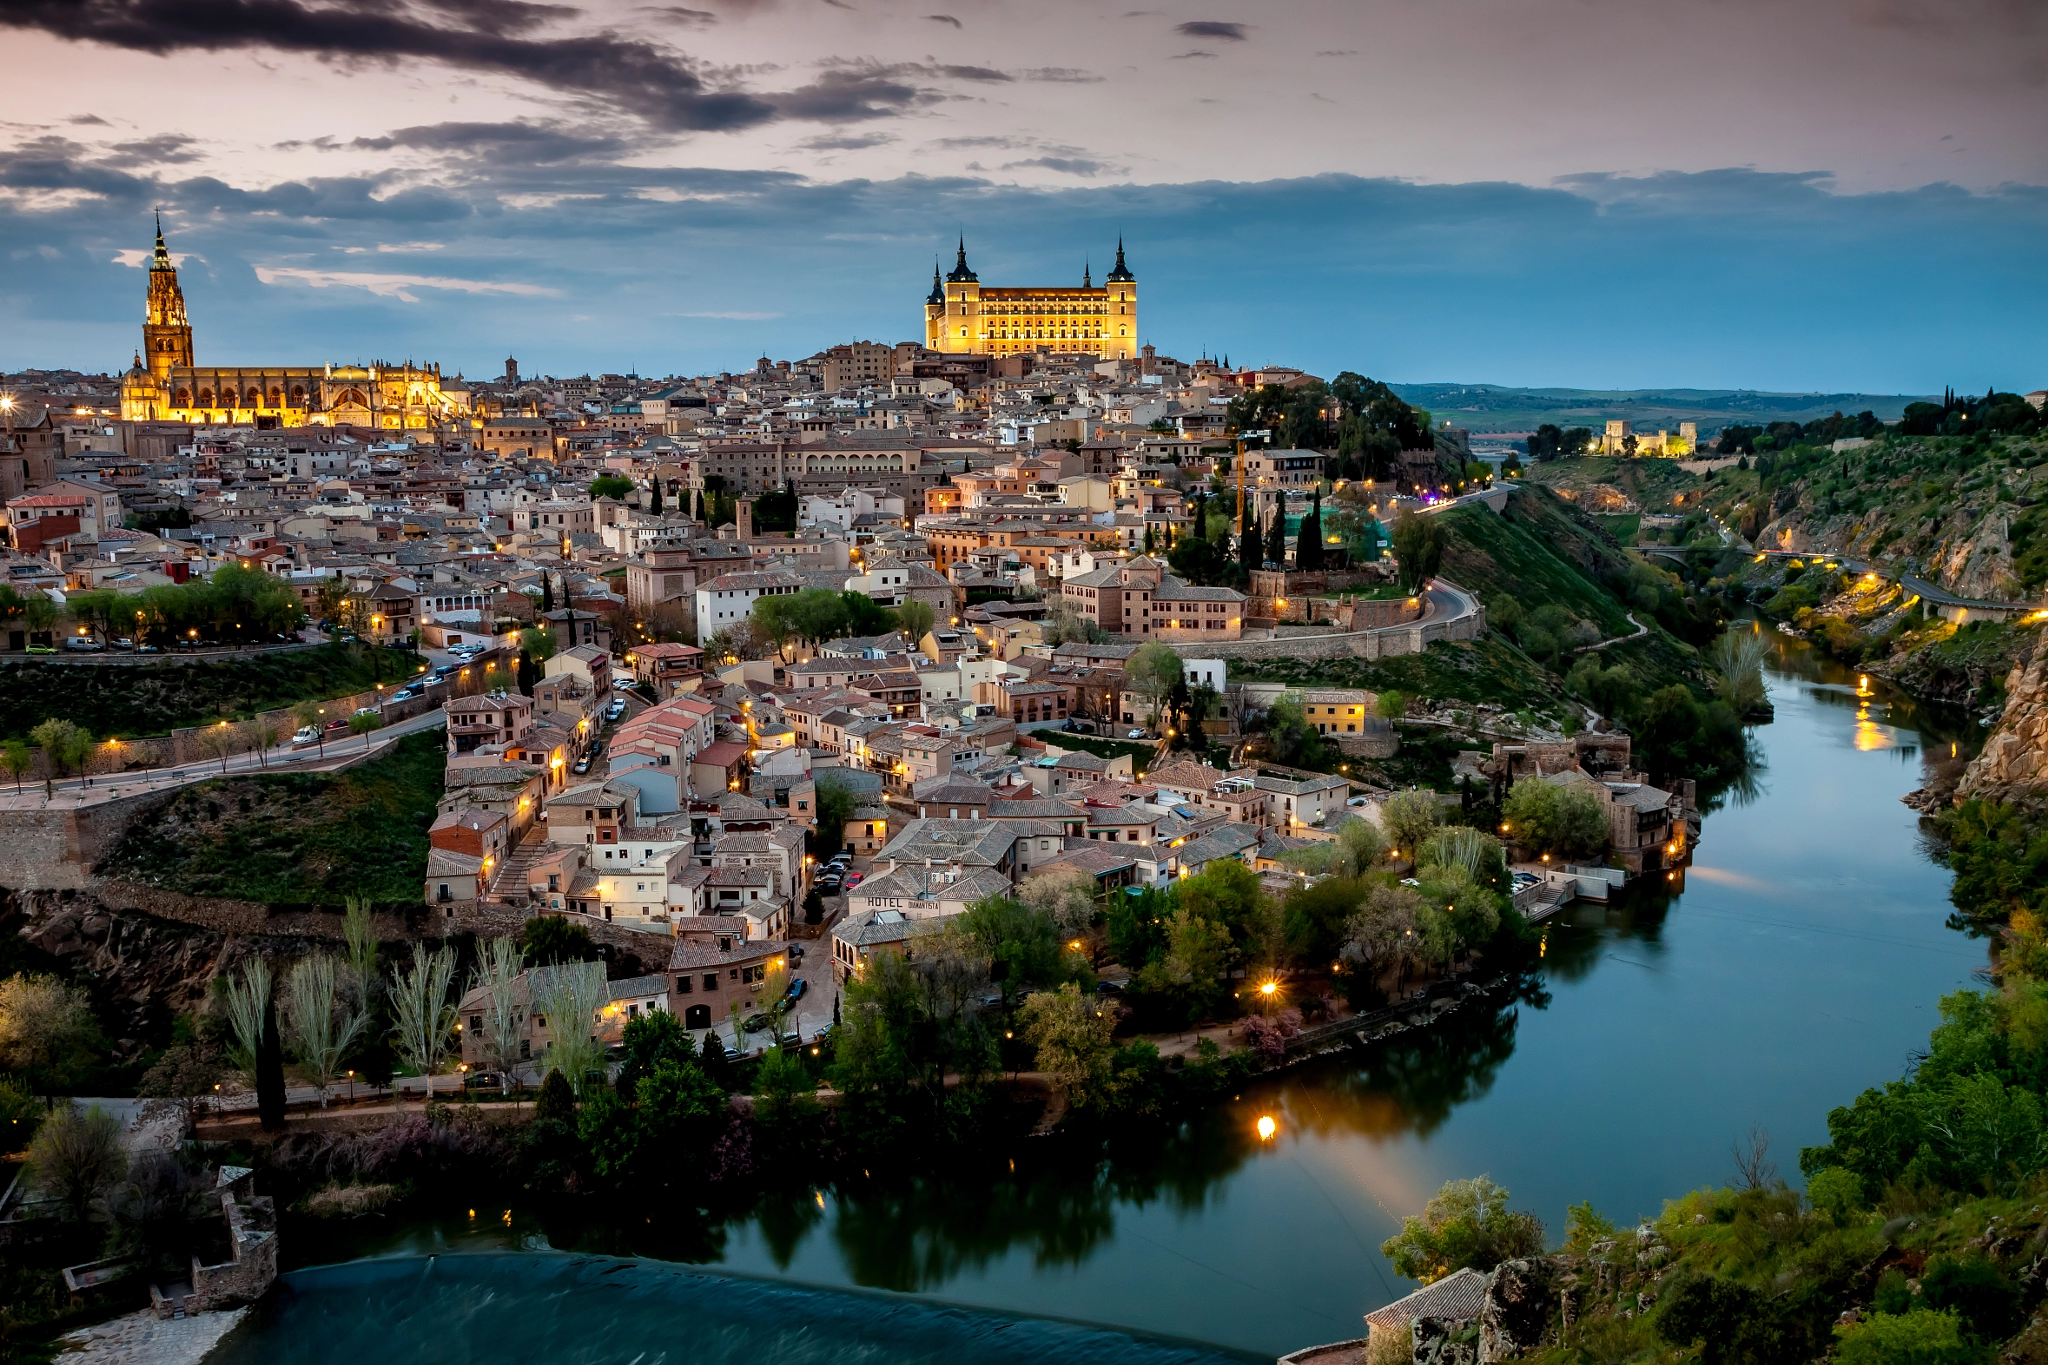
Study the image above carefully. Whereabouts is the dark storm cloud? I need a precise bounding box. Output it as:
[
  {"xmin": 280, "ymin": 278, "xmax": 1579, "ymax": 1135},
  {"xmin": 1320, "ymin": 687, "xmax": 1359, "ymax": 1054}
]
[
  {"xmin": 0, "ymin": 0, "xmax": 779, "ymax": 132},
  {"xmin": 1174, "ymin": 21, "xmax": 1245, "ymax": 40}
]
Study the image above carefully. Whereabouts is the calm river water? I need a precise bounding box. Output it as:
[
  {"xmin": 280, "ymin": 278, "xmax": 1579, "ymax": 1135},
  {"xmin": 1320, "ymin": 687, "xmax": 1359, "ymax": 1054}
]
[{"xmin": 222, "ymin": 638, "xmax": 1984, "ymax": 1361}]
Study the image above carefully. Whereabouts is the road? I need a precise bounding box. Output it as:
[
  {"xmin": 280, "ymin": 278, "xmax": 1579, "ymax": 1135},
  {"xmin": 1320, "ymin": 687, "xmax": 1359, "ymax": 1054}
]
[{"xmin": 0, "ymin": 708, "xmax": 448, "ymax": 810}]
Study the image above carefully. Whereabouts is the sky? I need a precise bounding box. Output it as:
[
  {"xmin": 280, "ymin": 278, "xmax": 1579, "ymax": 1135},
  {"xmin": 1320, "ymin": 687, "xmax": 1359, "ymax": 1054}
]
[{"xmin": 0, "ymin": 0, "xmax": 2044, "ymax": 392}]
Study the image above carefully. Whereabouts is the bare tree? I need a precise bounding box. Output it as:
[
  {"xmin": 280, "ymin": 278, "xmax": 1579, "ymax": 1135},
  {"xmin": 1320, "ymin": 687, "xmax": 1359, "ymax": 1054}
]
[
  {"xmin": 283, "ymin": 955, "xmax": 369, "ymax": 1107},
  {"xmin": 340, "ymin": 897, "xmax": 379, "ymax": 1012},
  {"xmin": 387, "ymin": 943, "xmax": 457, "ymax": 1106},
  {"xmin": 1733, "ymin": 1124, "xmax": 1778, "ymax": 1191},
  {"xmin": 240, "ymin": 715, "xmax": 286, "ymax": 769},
  {"xmin": 195, "ymin": 720, "xmax": 238, "ymax": 776},
  {"xmin": 0, "ymin": 973, "xmax": 98, "ymax": 1105},
  {"xmin": 468, "ymin": 937, "xmax": 527, "ymax": 1093}
]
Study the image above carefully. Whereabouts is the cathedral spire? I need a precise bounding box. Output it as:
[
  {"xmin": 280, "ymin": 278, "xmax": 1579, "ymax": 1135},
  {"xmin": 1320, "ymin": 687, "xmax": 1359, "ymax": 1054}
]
[
  {"xmin": 1083, "ymin": 259, "xmax": 1092, "ymax": 288},
  {"xmin": 152, "ymin": 209, "xmax": 171, "ymax": 270},
  {"xmin": 927, "ymin": 259, "xmax": 944, "ymax": 306}
]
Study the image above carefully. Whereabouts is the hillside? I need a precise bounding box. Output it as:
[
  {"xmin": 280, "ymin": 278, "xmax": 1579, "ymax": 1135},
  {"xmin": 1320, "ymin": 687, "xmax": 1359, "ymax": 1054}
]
[
  {"xmin": 1391, "ymin": 382, "xmax": 1931, "ymax": 435},
  {"xmin": 0, "ymin": 645, "xmax": 417, "ymax": 740},
  {"xmin": 99, "ymin": 731, "xmax": 446, "ymax": 905}
]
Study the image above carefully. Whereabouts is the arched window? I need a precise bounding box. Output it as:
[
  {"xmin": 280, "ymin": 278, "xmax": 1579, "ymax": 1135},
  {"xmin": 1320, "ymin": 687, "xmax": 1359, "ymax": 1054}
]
[
  {"xmin": 289, "ymin": 385, "xmax": 306, "ymax": 403},
  {"xmin": 268, "ymin": 387, "xmax": 282, "ymax": 405},
  {"xmin": 174, "ymin": 389, "xmax": 191, "ymax": 406},
  {"xmin": 196, "ymin": 388, "xmax": 213, "ymax": 406},
  {"xmin": 245, "ymin": 387, "xmax": 261, "ymax": 406}
]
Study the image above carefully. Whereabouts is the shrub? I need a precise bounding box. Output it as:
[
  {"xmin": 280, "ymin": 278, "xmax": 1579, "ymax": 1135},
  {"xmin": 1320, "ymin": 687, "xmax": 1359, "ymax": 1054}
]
[{"xmin": 1833, "ymin": 1310, "xmax": 1980, "ymax": 1365}]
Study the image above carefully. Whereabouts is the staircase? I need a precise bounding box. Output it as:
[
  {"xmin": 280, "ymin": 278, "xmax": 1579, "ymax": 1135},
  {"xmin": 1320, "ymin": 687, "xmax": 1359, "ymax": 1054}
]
[{"xmin": 486, "ymin": 833, "xmax": 550, "ymax": 903}]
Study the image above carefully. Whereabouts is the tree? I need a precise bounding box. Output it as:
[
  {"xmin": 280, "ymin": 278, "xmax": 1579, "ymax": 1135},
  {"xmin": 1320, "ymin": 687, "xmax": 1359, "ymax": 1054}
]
[
  {"xmin": 29, "ymin": 718, "xmax": 89, "ymax": 795},
  {"xmin": 588, "ymin": 474, "xmax": 634, "ymax": 501},
  {"xmin": 754, "ymin": 1045, "xmax": 819, "ymax": 1136},
  {"xmin": 1344, "ymin": 882, "xmax": 1427, "ymax": 985},
  {"xmin": 136, "ymin": 1040, "xmax": 226, "ymax": 1135},
  {"xmin": 1390, "ymin": 508, "xmax": 1446, "ymax": 593},
  {"xmin": 540, "ymin": 573, "xmax": 555, "ymax": 613},
  {"xmin": 315, "ymin": 574, "xmax": 350, "ymax": 624},
  {"xmin": 532, "ymin": 960, "xmax": 610, "ymax": 1095},
  {"xmin": 1264, "ymin": 508, "xmax": 1288, "ymax": 567},
  {"xmin": 1239, "ymin": 483, "xmax": 1259, "ymax": 573},
  {"xmin": 813, "ymin": 773, "xmax": 857, "ymax": 856},
  {"xmin": 1125, "ymin": 641, "xmax": 1185, "ymax": 730},
  {"xmin": 802, "ymin": 884, "xmax": 825, "ymax": 925},
  {"xmin": 1019, "ymin": 868, "xmax": 1097, "ymax": 935},
  {"xmin": 1375, "ymin": 690, "xmax": 1407, "ymax": 720},
  {"xmin": 1502, "ymin": 780, "xmax": 1610, "ymax": 860},
  {"xmin": 348, "ymin": 708, "xmax": 384, "ymax": 751},
  {"xmin": 1, "ymin": 738, "xmax": 31, "ymax": 793},
  {"xmin": 1297, "ymin": 489, "xmax": 1325, "ymax": 572},
  {"xmin": 1022, "ymin": 982, "xmax": 1118, "ymax": 1111},
  {"xmin": 516, "ymin": 648, "xmax": 540, "ymax": 696},
  {"xmin": 614, "ymin": 1008, "xmax": 698, "ymax": 1096},
  {"xmin": 520, "ymin": 625, "xmax": 559, "ymax": 663},
  {"xmin": 1380, "ymin": 1176, "xmax": 1545, "ymax": 1284},
  {"xmin": 283, "ymin": 954, "xmax": 369, "ymax": 1106},
  {"xmin": 1380, "ymin": 790, "xmax": 1443, "ymax": 859},
  {"xmin": 649, "ymin": 478, "xmax": 663, "ymax": 516},
  {"xmin": 194, "ymin": 720, "xmax": 237, "ymax": 776},
  {"xmin": 1142, "ymin": 906, "xmax": 1233, "ymax": 1024},
  {"xmin": 895, "ymin": 597, "xmax": 936, "ymax": 648},
  {"xmin": 1709, "ymin": 627, "xmax": 1769, "ymax": 714},
  {"xmin": 469, "ymin": 937, "xmax": 527, "ymax": 1093},
  {"xmin": 520, "ymin": 916, "xmax": 599, "ymax": 965},
  {"xmin": 0, "ymin": 973, "xmax": 98, "ymax": 1104},
  {"xmin": 387, "ymin": 943, "xmax": 458, "ymax": 1106},
  {"xmin": 241, "ymin": 713, "xmax": 287, "ymax": 768},
  {"xmin": 220, "ymin": 958, "xmax": 271, "ymax": 1080},
  {"xmin": 959, "ymin": 894, "xmax": 1072, "ymax": 1011},
  {"xmin": 1831, "ymin": 1311, "xmax": 1977, "ymax": 1365},
  {"xmin": 26, "ymin": 1103, "xmax": 126, "ymax": 1222}
]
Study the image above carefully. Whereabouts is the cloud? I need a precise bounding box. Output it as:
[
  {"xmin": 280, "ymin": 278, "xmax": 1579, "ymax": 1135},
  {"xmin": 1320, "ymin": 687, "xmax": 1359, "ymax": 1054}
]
[
  {"xmin": 1174, "ymin": 20, "xmax": 1246, "ymax": 40},
  {"xmin": 1002, "ymin": 156, "xmax": 1116, "ymax": 176},
  {"xmin": 770, "ymin": 67, "xmax": 925, "ymax": 120},
  {"xmin": 925, "ymin": 13, "xmax": 959, "ymax": 26},
  {"xmin": 636, "ymin": 5, "xmax": 718, "ymax": 24},
  {"xmin": 333, "ymin": 241, "xmax": 447, "ymax": 253},
  {"xmin": 348, "ymin": 121, "xmax": 631, "ymax": 163},
  {"xmin": 103, "ymin": 134, "xmax": 204, "ymax": 167},
  {"xmin": 1170, "ymin": 50, "xmax": 1216, "ymax": 59},
  {"xmin": 67, "ymin": 114, "xmax": 111, "ymax": 126},
  {"xmin": 1315, "ymin": 49, "xmax": 1355, "ymax": 56},
  {"xmin": 253, "ymin": 265, "xmax": 560, "ymax": 303},
  {"xmin": 0, "ymin": 0, "xmax": 780, "ymax": 133},
  {"xmin": 798, "ymin": 131, "xmax": 897, "ymax": 150}
]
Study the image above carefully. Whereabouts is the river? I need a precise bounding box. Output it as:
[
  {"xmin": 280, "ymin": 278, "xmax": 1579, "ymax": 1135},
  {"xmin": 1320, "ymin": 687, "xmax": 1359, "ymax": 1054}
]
[{"xmin": 218, "ymin": 637, "xmax": 1983, "ymax": 1361}]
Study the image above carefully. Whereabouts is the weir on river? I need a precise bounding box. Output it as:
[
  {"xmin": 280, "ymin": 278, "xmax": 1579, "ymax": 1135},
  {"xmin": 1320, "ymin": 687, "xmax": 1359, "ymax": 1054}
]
[{"xmin": 230, "ymin": 637, "xmax": 1981, "ymax": 1360}]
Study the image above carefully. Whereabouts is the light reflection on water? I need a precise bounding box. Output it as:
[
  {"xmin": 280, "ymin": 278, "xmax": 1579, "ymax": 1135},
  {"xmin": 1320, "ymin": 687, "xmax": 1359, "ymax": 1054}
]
[{"xmin": 296, "ymin": 633, "xmax": 1986, "ymax": 1358}]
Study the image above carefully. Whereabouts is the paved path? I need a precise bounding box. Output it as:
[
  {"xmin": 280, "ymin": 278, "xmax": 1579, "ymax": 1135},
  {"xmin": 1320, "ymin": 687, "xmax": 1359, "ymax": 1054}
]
[
  {"xmin": 1572, "ymin": 612, "xmax": 1649, "ymax": 653},
  {"xmin": 0, "ymin": 710, "xmax": 446, "ymax": 811}
]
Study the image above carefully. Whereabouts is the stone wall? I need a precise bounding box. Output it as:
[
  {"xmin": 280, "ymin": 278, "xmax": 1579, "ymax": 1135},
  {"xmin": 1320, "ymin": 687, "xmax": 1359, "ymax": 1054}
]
[{"xmin": 1170, "ymin": 602, "xmax": 1485, "ymax": 662}]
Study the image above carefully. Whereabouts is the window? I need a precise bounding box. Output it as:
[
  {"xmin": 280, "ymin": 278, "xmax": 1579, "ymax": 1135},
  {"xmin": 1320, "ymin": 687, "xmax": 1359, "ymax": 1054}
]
[{"xmin": 469, "ymin": 1014, "xmax": 483, "ymax": 1031}]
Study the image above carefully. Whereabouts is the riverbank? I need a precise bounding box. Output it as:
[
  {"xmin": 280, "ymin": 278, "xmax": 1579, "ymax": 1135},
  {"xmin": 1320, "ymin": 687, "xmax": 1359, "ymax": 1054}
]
[{"xmin": 56, "ymin": 1307, "xmax": 248, "ymax": 1365}]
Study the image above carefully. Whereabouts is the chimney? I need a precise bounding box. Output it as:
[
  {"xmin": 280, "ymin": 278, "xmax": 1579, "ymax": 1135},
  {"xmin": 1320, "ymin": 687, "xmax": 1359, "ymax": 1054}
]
[{"xmin": 736, "ymin": 494, "xmax": 756, "ymax": 541}]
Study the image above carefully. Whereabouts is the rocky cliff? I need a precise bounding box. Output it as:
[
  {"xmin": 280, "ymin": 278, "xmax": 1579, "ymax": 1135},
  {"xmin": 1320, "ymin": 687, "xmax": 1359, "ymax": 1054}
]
[{"xmin": 1957, "ymin": 631, "xmax": 2048, "ymax": 807}]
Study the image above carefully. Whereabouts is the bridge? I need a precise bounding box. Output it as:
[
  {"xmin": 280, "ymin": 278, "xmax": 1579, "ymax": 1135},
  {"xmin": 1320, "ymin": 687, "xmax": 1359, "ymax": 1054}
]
[{"xmin": 1640, "ymin": 545, "xmax": 2038, "ymax": 622}]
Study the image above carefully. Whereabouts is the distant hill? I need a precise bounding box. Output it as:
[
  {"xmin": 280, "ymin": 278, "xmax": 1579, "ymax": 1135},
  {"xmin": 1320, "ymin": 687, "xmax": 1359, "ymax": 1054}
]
[{"xmin": 1388, "ymin": 383, "xmax": 1935, "ymax": 437}]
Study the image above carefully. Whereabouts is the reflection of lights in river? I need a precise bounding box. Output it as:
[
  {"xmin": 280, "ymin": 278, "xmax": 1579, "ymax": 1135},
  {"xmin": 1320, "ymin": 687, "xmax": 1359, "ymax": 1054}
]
[{"xmin": 1853, "ymin": 720, "xmax": 1898, "ymax": 753}]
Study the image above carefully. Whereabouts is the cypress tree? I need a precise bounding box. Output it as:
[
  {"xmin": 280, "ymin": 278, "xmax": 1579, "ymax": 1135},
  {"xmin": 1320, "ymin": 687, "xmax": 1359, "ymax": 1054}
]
[
  {"xmin": 1143, "ymin": 523, "xmax": 1155, "ymax": 554},
  {"xmin": 541, "ymin": 573, "xmax": 554, "ymax": 613},
  {"xmin": 650, "ymin": 478, "xmax": 663, "ymax": 515},
  {"xmin": 257, "ymin": 992, "xmax": 286, "ymax": 1131},
  {"xmin": 1239, "ymin": 490, "xmax": 1258, "ymax": 571},
  {"xmin": 1298, "ymin": 490, "xmax": 1324, "ymax": 571},
  {"xmin": 1265, "ymin": 508, "xmax": 1287, "ymax": 567}
]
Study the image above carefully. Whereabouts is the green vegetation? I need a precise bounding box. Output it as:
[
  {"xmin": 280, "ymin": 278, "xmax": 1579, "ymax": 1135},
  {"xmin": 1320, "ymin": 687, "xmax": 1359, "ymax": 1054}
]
[
  {"xmin": 1227, "ymin": 372, "xmax": 1432, "ymax": 484},
  {"xmin": 588, "ymin": 473, "xmax": 634, "ymax": 501},
  {"xmin": 750, "ymin": 588, "xmax": 925, "ymax": 653},
  {"xmin": 1040, "ymin": 732, "xmax": 1158, "ymax": 775},
  {"xmin": 99, "ymin": 732, "xmax": 446, "ymax": 904},
  {"xmin": 0, "ymin": 645, "xmax": 418, "ymax": 740}
]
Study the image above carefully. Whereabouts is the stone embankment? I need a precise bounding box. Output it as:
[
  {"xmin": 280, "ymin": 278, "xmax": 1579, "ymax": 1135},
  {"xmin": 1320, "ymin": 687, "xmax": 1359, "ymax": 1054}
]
[{"xmin": 1177, "ymin": 579, "xmax": 1486, "ymax": 662}]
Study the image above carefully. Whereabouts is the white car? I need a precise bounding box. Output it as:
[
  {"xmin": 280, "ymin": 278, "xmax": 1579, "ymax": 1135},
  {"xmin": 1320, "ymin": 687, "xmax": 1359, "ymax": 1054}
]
[
  {"xmin": 1126, "ymin": 728, "xmax": 1146, "ymax": 739},
  {"xmin": 291, "ymin": 727, "xmax": 321, "ymax": 748}
]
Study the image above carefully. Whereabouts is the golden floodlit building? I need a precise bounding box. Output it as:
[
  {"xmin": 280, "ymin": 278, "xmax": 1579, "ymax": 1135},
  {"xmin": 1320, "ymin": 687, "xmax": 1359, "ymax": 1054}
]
[
  {"xmin": 118, "ymin": 217, "xmax": 471, "ymax": 431},
  {"xmin": 923, "ymin": 238, "xmax": 1137, "ymax": 360}
]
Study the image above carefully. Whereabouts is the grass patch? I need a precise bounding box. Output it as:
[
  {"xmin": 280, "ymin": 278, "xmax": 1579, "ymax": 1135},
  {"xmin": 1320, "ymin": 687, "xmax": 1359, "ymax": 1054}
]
[
  {"xmin": 1594, "ymin": 512, "xmax": 1641, "ymax": 543},
  {"xmin": 0, "ymin": 645, "xmax": 418, "ymax": 740},
  {"xmin": 1038, "ymin": 731, "xmax": 1160, "ymax": 775},
  {"xmin": 1231, "ymin": 636, "xmax": 1567, "ymax": 715},
  {"xmin": 1441, "ymin": 497, "xmax": 1636, "ymax": 638},
  {"xmin": 100, "ymin": 731, "xmax": 447, "ymax": 904}
]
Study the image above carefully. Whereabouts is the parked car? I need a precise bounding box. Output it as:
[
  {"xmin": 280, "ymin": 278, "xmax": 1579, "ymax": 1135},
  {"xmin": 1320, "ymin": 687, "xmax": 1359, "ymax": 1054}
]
[
  {"xmin": 828, "ymin": 852, "xmax": 852, "ymax": 867},
  {"xmin": 24, "ymin": 644, "xmax": 55, "ymax": 654},
  {"xmin": 776, "ymin": 1032, "xmax": 802, "ymax": 1051},
  {"xmin": 352, "ymin": 706, "xmax": 379, "ymax": 718},
  {"xmin": 816, "ymin": 877, "xmax": 842, "ymax": 895},
  {"xmin": 324, "ymin": 718, "xmax": 348, "ymax": 732},
  {"xmin": 110, "ymin": 637, "xmax": 135, "ymax": 650},
  {"xmin": 64, "ymin": 636, "xmax": 103, "ymax": 652},
  {"xmin": 135, "ymin": 643, "xmax": 161, "ymax": 654},
  {"xmin": 463, "ymin": 1071, "xmax": 504, "ymax": 1091},
  {"xmin": 572, "ymin": 756, "xmax": 591, "ymax": 775},
  {"xmin": 843, "ymin": 872, "xmax": 864, "ymax": 890},
  {"xmin": 741, "ymin": 1013, "xmax": 772, "ymax": 1034},
  {"xmin": 1126, "ymin": 728, "xmax": 1146, "ymax": 739},
  {"xmin": 291, "ymin": 727, "xmax": 320, "ymax": 748},
  {"xmin": 787, "ymin": 945, "xmax": 804, "ymax": 963},
  {"xmin": 784, "ymin": 977, "xmax": 809, "ymax": 1003}
]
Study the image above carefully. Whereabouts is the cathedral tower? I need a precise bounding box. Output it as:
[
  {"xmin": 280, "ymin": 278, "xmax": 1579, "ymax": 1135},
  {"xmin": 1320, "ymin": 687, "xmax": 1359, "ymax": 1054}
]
[{"xmin": 142, "ymin": 213, "xmax": 194, "ymax": 381}]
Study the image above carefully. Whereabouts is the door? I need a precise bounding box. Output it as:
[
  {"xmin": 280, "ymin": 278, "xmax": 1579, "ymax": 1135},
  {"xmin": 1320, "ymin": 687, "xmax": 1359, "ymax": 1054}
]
[{"xmin": 684, "ymin": 1004, "xmax": 711, "ymax": 1029}]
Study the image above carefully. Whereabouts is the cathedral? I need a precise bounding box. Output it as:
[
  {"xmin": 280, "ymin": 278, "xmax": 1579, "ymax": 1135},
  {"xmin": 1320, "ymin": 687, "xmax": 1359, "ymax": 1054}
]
[
  {"xmin": 923, "ymin": 239, "xmax": 1137, "ymax": 360},
  {"xmin": 118, "ymin": 217, "xmax": 471, "ymax": 430}
]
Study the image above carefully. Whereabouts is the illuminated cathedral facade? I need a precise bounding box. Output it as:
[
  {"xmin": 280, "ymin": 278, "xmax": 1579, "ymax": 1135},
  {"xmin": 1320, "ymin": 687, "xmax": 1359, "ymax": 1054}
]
[
  {"xmin": 118, "ymin": 218, "xmax": 470, "ymax": 430},
  {"xmin": 923, "ymin": 239, "xmax": 1137, "ymax": 360}
]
